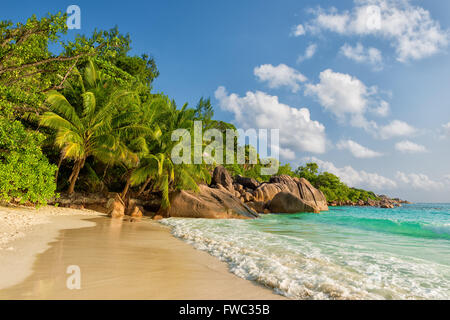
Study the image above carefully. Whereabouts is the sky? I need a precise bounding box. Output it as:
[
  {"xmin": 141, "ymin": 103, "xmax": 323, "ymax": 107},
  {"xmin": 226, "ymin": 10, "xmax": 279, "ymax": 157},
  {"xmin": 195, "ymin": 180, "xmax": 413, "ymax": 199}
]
[{"xmin": 2, "ymin": 0, "xmax": 450, "ymax": 202}]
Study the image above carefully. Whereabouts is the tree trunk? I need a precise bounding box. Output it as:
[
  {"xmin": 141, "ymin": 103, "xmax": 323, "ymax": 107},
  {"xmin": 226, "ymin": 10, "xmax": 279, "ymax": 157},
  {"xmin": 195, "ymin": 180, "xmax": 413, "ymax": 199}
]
[
  {"xmin": 137, "ymin": 176, "xmax": 152, "ymax": 197},
  {"xmin": 55, "ymin": 152, "xmax": 64, "ymax": 183},
  {"xmin": 67, "ymin": 159, "xmax": 84, "ymax": 195},
  {"xmin": 121, "ymin": 170, "xmax": 134, "ymax": 199}
]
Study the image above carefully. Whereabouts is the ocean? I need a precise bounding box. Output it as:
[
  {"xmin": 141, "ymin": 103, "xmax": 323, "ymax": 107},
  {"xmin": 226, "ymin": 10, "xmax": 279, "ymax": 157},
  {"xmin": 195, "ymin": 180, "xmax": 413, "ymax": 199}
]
[{"xmin": 161, "ymin": 203, "xmax": 450, "ymax": 300}]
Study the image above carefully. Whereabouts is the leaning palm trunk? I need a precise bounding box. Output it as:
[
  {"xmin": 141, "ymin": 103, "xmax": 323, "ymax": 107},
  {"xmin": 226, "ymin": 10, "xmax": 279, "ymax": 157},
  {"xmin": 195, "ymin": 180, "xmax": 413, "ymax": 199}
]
[
  {"xmin": 55, "ymin": 152, "xmax": 64, "ymax": 182},
  {"xmin": 137, "ymin": 176, "xmax": 152, "ymax": 196},
  {"xmin": 121, "ymin": 169, "xmax": 134, "ymax": 199},
  {"xmin": 68, "ymin": 158, "xmax": 85, "ymax": 194}
]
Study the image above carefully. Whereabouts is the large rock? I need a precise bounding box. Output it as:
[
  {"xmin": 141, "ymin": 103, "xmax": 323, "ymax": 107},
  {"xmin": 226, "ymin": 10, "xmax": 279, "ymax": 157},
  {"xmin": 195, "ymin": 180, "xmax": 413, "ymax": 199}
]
[
  {"xmin": 126, "ymin": 198, "xmax": 145, "ymax": 217},
  {"xmin": 157, "ymin": 184, "xmax": 258, "ymax": 219},
  {"xmin": 234, "ymin": 175, "xmax": 260, "ymax": 190},
  {"xmin": 246, "ymin": 201, "xmax": 267, "ymax": 214},
  {"xmin": 106, "ymin": 194, "xmax": 125, "ymax": 218},
  {"xmin": 130, "ymin": 206, "xmax": 144, "ymax": 218},
  {"xmin": 268, "ymin": 192, "xmax": 319, "ymax": 214},
  {"xmin": 253, "ymin": 175, "xmax": 328, "ymax": 212},
  {"xmin": 211, "ymin": 166, "xmax": 234, "ymax": 192}
]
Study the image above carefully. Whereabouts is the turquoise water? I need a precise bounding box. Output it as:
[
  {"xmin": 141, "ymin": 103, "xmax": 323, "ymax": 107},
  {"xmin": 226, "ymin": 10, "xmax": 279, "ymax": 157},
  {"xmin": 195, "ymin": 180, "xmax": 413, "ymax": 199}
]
[{"xmin": 161, "ymin": 204, "xmax": 450, "ymax": 300}]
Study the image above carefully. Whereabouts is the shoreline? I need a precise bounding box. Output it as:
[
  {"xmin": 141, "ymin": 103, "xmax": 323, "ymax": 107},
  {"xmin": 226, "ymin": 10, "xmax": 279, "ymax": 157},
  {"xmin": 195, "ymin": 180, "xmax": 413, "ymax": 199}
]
[
  {"xmin": 0, "ymin": 205, "xmax": 104, "ymax": 290},
  {"xmin": 0, "ymin": 206, "xmax": 284, "ymax": 300}
]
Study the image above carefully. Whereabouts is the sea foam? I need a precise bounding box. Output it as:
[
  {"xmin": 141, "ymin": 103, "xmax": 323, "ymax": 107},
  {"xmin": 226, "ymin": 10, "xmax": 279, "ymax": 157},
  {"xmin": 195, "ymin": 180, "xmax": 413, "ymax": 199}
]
[{"xmin": 161, "ymin": 207, "xmax": 450, "ymax": 300}]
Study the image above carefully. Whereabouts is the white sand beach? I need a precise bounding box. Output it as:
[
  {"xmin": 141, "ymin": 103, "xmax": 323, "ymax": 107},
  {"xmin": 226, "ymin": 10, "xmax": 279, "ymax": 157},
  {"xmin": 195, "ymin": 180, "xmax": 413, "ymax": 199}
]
[
  {"xmin": 0, "ymin": 205, "xmax": 283, "ymax": 300},
  {"xmin": 0, "ymin": 205, "xmax": 103, "ymax": 290}
]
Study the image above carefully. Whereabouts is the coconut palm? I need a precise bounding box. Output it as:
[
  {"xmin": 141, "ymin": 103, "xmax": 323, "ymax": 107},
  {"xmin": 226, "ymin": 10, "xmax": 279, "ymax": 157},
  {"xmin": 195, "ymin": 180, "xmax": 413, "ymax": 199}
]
[
  {"xmin": 40, "ymin": 60, "xmax": 141, "ymax": 194},
  {"xmin": 116, "ymin": 95, "xmax": 170, "ymax": 199},
  {"xmin": 130, "ymin": 99, "xmax": 211, "ymax": 208}
]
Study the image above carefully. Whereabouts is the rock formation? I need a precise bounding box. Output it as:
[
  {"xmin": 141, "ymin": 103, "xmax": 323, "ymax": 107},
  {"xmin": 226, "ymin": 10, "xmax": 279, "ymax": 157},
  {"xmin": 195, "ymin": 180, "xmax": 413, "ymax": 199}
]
[
  {"xmin": 253, "ymin": 175, "xmax": 328, "ymax": 212},
  {"xmin": 106, "ymin": 194, "xmax": 125, "ymax": 218},
  {"xmin": 209, "ymin": 169, "xmax": 328, "ymax": 214},
  {"xmin": 211, "ymin": 166, "xmax": 234, "ymax": 192},
  {"xmin": 234, "ymin": 175, "xmax": 260, "ymax": 190},
  {"xmin": 157, "ymin": 184, "xmax": 258, "ymax": 219},
  {"xmin": 53, "ymin": 166, "xmax": 406, "ymax": 220},
  {"xmin": 268, "ymin": 192, "xmax": 319, "ymax": 214}
]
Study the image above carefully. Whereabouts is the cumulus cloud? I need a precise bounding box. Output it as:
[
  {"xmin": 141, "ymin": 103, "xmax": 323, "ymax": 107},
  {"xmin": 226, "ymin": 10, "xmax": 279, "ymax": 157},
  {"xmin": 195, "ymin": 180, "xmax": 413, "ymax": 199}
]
[
  {"xmin": 444, "ymin": 174, "xmax": 450, "ymax": 184},
  {"xmin": 378, "ymin": 120, "xmax": 416, "ymax": 139},
  {"xmin": 395, "ymin": 140, "xmax": 427, "ymax": 153},
  {"xmin": 302, "ymin": 0, "xmax": 449, "ymax": 62},
  {"xmin": 304, "ymin": 69, "xmax": 389, "ymax": 130},
  {"xmin": 340, "ymin": 42, "xmax": 383, "ymax": 70},
  {"xmin": 396, "ymin": 172, "xmax": 444, "ymax": 190},
  {"xmin": 372, "ymin": 100, "xmax": 390, "ymax": 117},
  {"xmin": 441, "ymin": 122, "xmax": 450, "ymax": 138},
  {"xmin": 337, "ymin": 139, "xmax": 383, "ymax": 158},
  {"xmin": 297, "ymin": 44, "xmax": 318, "ymax": 63},
  {"xmin": 215, "ymin": 86, "xmax": 327, "ymax": 157},
  {"xmin": 292, "ymin": 24, "xmax": 306, "ymax": 37},
  {"xmin": 304, "ymin": 157, "xmax": 397, "ymax": 190},
  {"xmin": 304, "ymin": 69, "xmax": 418, "ymax": 139},
  {"xmin": 254, "ymin": 64, "xmax": 307, "ymax": 93}
]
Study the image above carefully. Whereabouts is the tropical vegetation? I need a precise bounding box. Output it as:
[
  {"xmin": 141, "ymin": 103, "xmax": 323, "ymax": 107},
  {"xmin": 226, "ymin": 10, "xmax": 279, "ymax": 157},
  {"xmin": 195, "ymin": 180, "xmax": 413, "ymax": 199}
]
[{"xmin": 0, "ymin": 12, "xmax": 380, "ymax": 206}]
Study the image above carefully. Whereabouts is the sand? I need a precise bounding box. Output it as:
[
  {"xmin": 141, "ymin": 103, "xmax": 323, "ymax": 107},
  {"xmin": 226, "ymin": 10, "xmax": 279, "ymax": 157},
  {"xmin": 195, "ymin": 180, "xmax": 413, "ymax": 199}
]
[
  {"xmin": 0, "ymin": 206, "xmax": 284, "ymax": 300},
  {"xmin": 0, "ymin": 205, "xmax": 104, "ymax": 290}
]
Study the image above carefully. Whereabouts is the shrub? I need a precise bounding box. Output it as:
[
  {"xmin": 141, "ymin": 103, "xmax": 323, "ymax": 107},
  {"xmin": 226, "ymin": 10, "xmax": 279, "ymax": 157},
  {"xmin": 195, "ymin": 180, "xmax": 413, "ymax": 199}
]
[{"xmin": 0, "ymin": 117, "xmax": 57, "ymax": 205}]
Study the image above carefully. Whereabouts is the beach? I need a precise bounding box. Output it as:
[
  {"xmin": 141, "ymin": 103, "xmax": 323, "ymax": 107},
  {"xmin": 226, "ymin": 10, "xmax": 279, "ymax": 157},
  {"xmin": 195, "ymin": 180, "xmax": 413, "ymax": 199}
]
[{"xmin": 0, "ymin": 205, "xmax": 283, "ymax": 300}]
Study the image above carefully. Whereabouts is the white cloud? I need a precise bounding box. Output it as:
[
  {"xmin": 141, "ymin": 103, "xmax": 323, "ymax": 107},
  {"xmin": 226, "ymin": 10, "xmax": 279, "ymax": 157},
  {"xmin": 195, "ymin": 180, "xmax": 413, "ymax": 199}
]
[
  {"xmin": 337, "ymin": 139, "xmax": 383, "ymax": 158},
  {"xmin": 340, "ymin": 43, "xmax": 383, "ymax": 70},
  {"xmin": 215, "ymin": 87, "xmax": 327, "ymax": 157},
  {"xmin": 310, "ymin": 8, "xmax": 350, "ymax": 34},
  {"xmin": 444, "ymin": 174, "xmax": 450, "ymax": 184},
  {"xmin": 304, "ymin": 70, "xmax": 418, "ymax": 139},
  {"xmin": 292, "ymin": 24, "xmax": 306, "ymax": 37},
  {"xmin": 304, "ymin": 69, "xmax": 389, "ymax": 130},
  {"xmin": 254, "ymin": 64, "xmax": 307, "ymax": 93},
  {"xmin": 305, "ymin": 69, "xmax": 369, "ymax": 116},
  {"xmin": 441, "ymin": 122, "xmax": 450, "ymax": 138},
  {"xmin": 304, "ymin": 157, "xmax": 397, "ymax": 190},
  {"xmin": 395, "ymin": 140, "xmax": 427, "ymax": 153},
  {"xmin": 372, "ymin": 100, "xmax": 390, "ymax": 117},
  {"xmin": 396, "ymin": 172, "xmax": 444, "ymax": 190},
  {"xmin": 379, "ymin": 120, "xmax": 416, "ymax": 139},
  {"xmin": 297, "ymin": 44, "xmax": 318, "ymax": 63},
  {"xmin": 303, "ymin": 0, "xmax": 449, "ymax": 62}
]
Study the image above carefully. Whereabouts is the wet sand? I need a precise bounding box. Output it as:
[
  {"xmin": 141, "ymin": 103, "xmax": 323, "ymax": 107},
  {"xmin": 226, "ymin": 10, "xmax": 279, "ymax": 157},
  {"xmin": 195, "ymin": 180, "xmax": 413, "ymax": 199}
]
[
  {"xmin": 0, "ymin": 217, "xmax": 284, "ymax": 300},
  {"xmin": 0, "ymin": 206, "xmax": 102, "ymax": 290}
]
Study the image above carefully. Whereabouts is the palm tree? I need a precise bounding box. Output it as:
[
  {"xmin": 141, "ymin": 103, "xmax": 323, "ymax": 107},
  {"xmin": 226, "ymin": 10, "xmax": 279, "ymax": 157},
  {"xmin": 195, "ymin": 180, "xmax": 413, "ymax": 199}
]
[
  {"xmin": 130, "ymin": 99, "xmax": 211, "ymax": 208},
  {"xmin": 40, "ymin": 60, "xmax": 140, "ymax": 194},
  {"xmin": 117, "ymin": 95, "xmax": 166, "ymax": 199}
]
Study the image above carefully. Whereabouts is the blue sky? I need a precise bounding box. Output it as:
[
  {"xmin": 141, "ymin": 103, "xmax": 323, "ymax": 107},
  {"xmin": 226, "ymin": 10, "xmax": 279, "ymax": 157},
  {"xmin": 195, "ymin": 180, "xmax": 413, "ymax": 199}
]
[{"xmin": 2, "ymin": 0, "xmax": 450, "ymax": 202}]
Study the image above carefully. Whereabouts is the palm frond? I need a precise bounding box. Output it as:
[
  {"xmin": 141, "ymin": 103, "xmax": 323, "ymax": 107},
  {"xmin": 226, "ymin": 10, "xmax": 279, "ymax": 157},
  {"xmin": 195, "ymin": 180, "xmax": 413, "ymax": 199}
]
[
  {"xmin": 40, "ymin": 112, "xmax": 80, "ymax": 133},
  {"xmin": 82, "ymin": 91, "xmax": 96, "ymax": 120},
  {"xmin": 44, "ymin": 91, "xmax": 83, "ymax": 129},
  {"xmin": 160, "ymin": 174, "xmax": 170, "ymax": 209}
]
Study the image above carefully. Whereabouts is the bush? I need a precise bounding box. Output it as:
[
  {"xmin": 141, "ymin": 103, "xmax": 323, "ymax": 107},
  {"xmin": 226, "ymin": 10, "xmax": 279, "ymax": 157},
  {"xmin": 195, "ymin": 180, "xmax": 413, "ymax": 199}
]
[
  {"xmin": 0, "ymin": 117, "xmax": 57, "ymax": 205},
  {"xmin": 296, "ymin": 162, "xmax": 380, "ymax": 203}
]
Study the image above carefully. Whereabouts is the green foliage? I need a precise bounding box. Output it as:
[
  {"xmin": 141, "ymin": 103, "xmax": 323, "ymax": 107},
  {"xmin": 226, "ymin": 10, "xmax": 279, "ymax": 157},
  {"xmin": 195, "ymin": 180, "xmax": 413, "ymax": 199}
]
[
  {"xmin": 277, "ymin": 164, "xmax": 298, "ymax": 177},
  {"xmin": 0, "ymin": 15, "xmax": 136, "ymax": 120},
  {"xmin": 1, "ymin": 12, "xmax": 383, "ymax": 211},
  {"xmin": 296, "ymin": 162, "xmax": 379, "ymax": 203},
  {"xmin": 40, "ymin": 59, "xmax": 144, "ymax": 194},
  {"xmin": 0, "ymin": 117, "xmax": 57, "ymax": 205}
]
